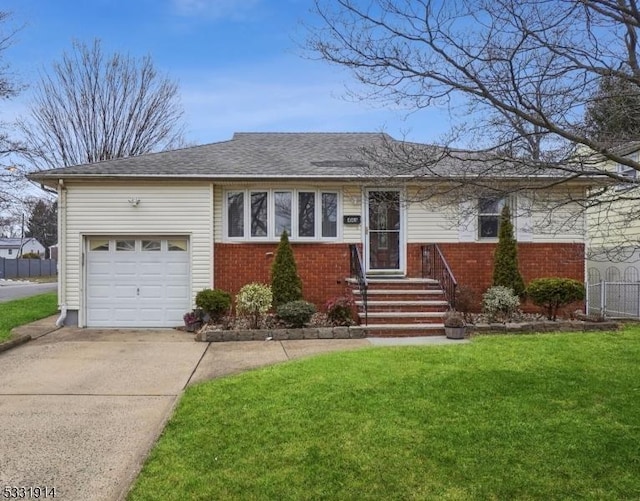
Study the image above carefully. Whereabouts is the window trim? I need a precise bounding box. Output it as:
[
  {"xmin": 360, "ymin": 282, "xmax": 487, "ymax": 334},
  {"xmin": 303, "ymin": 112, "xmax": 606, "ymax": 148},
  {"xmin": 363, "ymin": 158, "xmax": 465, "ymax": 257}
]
[
  {"xmin": 615, "ymin": 163, "xmax": 638, "ymax": 191},
  {"xmin": 223, "ymin": 188, "xmax": 341, "ymax": 242}
]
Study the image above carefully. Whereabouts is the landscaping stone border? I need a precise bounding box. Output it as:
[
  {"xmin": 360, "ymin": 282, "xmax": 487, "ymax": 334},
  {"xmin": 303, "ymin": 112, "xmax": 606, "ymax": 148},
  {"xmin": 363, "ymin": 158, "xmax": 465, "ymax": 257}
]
[
  {"xmin": 196, "ymin": 320, "xmax": 620, "ymax": 342},
  {"xmin": 196, "ymin": 326, "xmax": 366, "ymax": 342},
  {"xmin": 468, "ymin": 320, "xmax": 619, "ymax": 334}
]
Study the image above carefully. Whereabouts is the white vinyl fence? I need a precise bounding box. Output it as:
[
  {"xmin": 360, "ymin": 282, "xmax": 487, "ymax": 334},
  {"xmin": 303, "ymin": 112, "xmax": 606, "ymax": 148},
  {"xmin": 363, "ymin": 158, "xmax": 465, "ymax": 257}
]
[{"xmin": 587, "ymin": 265, "xmax": 640, "ymax": 318}]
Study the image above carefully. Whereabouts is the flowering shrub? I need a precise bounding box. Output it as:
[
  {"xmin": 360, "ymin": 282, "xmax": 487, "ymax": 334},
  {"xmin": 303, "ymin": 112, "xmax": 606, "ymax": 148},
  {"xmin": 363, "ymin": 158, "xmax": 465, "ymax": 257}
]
[
  {"xmin": 325, "ymin": 296, "xmax": 355, "ymax": 326},
  {"xmin": 236, "ymin": 283, "xmax": 273, "ymax": 329},
  {"xmin": 482, "ymin": 286, "xmax": 520, "ymax": 322}
]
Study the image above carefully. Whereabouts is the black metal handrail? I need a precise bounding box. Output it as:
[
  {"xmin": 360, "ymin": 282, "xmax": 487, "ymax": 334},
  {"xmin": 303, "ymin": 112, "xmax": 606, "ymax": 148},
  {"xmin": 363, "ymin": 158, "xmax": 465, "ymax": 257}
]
[
  {"xmin": 422, "ymin": 244, "xmax": 458, "ymax": 310},
  {"xmin": 349, "ymin": 244, "xmax": 368, "ymax": 325}
]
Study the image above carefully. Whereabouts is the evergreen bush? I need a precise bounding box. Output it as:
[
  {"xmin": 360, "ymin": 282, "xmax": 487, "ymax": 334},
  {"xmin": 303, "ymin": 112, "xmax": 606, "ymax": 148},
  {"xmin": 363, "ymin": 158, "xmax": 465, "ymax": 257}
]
[
  {"xmin": 271, "ymin": 231, "xmax": 303, "ymax": 308},
  {"xmin": 195, "ymin": 288, "xmax": 232, "ymax": 323},
  {"xmin": 277, "ymin": 300, "xmax": 317, "ymax": 328},
  {"xmin": 492, "ymin": 205, "xmax": 525, "ymax": 298},
  {"xmin": 482, "ymin": 285, "xmax": 520, "ymax": 322},
  {"xmin": 236, "ymin": 283, "xmax": 273, "ymax": 329},
  {"xmin": 526, "ymin": 278, "xmax": 585, "ymax": 321}
]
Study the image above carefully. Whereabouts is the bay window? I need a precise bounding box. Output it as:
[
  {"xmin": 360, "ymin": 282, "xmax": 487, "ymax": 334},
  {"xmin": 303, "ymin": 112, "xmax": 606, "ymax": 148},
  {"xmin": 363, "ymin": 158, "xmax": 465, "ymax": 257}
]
[{"xmin": 225, "ymin": 189, "xmax": 339, "ymax": 240}]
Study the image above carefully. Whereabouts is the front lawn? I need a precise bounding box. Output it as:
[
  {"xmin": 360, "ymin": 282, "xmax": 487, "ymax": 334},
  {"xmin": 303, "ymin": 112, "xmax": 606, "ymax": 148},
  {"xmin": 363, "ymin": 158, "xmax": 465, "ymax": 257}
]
[
  {"xmin": 129, "ymin": 328, "xmax": 640, "ymax": 500},
  {"xmin": 0, "ymin": 292, "xmax": 58, "ymax": 342}
]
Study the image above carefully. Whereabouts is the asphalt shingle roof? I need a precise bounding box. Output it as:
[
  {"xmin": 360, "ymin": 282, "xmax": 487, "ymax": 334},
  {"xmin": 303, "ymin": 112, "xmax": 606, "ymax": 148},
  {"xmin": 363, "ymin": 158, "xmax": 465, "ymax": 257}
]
[
  {"xmin": 30, "ymin": 132, "xmax": 390, "ymax": 181},
  {"xmin": 28, "ymin": 131, "xmax": 597, "ymax": 185}
]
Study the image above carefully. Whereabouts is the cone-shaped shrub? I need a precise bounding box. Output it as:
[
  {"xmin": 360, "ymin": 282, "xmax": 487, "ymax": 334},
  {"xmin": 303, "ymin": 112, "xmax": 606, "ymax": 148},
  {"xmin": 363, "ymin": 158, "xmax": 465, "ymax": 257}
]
[
  {"xmin": 492, "ymin": 204, "xmax": 526, "ymax": 298},
  {"xmin": 271, "ymin": 231, "xmax": 303, "ymax": 308}
]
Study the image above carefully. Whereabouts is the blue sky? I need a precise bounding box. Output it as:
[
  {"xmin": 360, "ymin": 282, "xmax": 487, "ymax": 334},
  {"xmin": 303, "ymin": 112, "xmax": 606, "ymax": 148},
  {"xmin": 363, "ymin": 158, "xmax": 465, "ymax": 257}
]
[{"xmin": 1, "ymin": 0, "xmax": 452, "ymax": 146}]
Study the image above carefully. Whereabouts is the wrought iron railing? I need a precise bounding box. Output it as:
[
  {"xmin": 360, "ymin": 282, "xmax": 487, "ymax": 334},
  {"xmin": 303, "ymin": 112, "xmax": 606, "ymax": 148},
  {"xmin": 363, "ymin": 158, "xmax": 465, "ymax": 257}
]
[
  {"xmin": 422, "ymin": 244, "xmax": 458, "ymax": 310},
  {"xmin": 349, "ymin": 244, "xmax": 368, "ymax": 325}
]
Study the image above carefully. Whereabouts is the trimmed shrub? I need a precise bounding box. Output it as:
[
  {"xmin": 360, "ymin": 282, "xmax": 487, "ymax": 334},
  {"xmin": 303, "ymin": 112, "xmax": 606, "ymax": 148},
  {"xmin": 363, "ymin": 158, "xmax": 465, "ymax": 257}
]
[
  {"xmin": 482, "ymin": 285, "xmax": 520, "ymax": 322},
  {"xmin": 271, "ymin": 231, "xmax": 303, "ymax": 308},
  {"xmin": 195, "ymin": 288, "xmax": 232, "ymax": 323},
  {"xmin": 492, "ymin": 205, "xmax": 526, "ymax": 298},
  {"xmin": 526, "ymin": 277, "xmax": 585, "ymax": 321},
  {"xmin": 277, "ymin": 300, "xmax": 317, "ymax": 328},
  {"xmin": 236, "ymin": 283, "xmax": 273, "ymax": 329},
  {"xmin": 21, "ymin": 252, "xmax": 41, "ymax": 259},
  {"xmin": 325, "ymin": 296, "xmax": 355, "ymax": 326}
]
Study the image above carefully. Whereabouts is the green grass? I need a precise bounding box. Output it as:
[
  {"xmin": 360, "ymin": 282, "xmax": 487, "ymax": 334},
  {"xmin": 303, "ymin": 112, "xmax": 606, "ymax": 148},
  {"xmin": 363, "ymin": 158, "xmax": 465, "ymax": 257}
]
[
  {"xmin": 0, "ymin": 292, "xmax": 58, "ymax": 342},
  {"xmin": 129, "ymin": 328, "xmax": 640, "ymax": 501}
]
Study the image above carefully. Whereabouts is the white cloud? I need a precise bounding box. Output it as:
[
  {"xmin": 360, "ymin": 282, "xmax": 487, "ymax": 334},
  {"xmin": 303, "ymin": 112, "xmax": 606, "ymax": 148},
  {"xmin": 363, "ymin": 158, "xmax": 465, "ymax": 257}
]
[{"xmin": 171, "ymin": 0, "xmax": 263, "ymax": 20}]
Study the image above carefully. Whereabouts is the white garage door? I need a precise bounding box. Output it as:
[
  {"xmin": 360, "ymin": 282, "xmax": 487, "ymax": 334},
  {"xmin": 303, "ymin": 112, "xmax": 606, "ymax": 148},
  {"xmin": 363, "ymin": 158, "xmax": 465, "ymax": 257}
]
[{"xmin": 86, "ymin": 236, "xmax": 190, "ymax": 327}]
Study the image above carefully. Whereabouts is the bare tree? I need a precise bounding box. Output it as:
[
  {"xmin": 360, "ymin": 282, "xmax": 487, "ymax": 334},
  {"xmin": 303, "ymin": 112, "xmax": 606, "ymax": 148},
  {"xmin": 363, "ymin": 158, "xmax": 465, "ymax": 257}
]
[
  {"xmin": 308, "ymin": 0, "xmax": 640, "ymax": 251},
  {"xmin": 19, "ymin": 39, "xmax": 185, "ymax": 170},
  {"xmin": 0, "ymin": 11, "xmax": 26, "ymax": 213}
]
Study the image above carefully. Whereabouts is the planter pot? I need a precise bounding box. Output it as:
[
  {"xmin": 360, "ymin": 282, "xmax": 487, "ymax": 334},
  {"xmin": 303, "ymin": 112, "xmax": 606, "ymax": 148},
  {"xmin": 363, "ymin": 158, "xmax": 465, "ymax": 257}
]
[{"xmin": 445, "ymin": 326, "xmax": 465, "ymax": 339}]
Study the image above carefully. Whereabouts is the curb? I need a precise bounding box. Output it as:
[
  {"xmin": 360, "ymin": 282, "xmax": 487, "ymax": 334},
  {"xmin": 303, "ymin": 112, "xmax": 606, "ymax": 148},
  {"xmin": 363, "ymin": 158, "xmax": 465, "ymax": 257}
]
[{"xmin": 0, "ymin": 334, "xmax": 32, "ymax": 353}]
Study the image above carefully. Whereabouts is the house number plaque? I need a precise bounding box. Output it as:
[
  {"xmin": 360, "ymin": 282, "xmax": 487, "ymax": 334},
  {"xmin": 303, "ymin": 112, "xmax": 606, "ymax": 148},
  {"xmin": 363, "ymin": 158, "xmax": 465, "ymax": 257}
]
[{"xmin": 343, "ymin": 215, "xmax": 361, "ymax": 225}]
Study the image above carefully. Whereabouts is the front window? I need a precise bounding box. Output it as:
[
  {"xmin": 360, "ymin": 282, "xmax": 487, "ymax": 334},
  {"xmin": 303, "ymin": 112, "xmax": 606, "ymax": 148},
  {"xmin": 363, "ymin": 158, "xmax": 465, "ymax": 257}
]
[
  {"xmin": 478, "ymin": 197, "xmax": 506, "ymax": 238},
  {"xmin": 322, "ymin": 192, "xmax": 338, "ymax": 238},
  {"xmin": 225, "ymin": 189, "xmax": 339, "ymax": 241},
  {"xmin": 251, "ymin": 192, "xmax": 268, "ymax": 237},
  {"xmin": 274, "ymin": 191, "xmax": 292, "ymax": 236},
  {"xmin": 298, "ymin": 192, "xmax": 316, "ymax": 238},
  {"xmin": 227, "ymin": 192, "xmax": 244, "ymax": 238}
]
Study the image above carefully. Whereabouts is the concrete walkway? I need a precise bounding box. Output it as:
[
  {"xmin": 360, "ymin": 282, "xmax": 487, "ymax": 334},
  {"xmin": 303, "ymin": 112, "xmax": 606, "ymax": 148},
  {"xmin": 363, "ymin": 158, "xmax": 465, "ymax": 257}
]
[{"xmin": 0, "ymin": 324, "xmax": 466, "ymax": 501}]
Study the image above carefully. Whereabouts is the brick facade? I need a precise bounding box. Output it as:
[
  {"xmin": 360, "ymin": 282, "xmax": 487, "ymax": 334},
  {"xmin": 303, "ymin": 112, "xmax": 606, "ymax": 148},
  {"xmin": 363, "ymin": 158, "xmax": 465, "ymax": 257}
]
[
  {"xmin": 214, "ymin": 243, "xmax": 352, "ymax": 309},
  {"xmin": 214, "ymin": 242, "xmax": 585, "ymax": 313},
  {"xmin": 430, "ymin": 242, "xmax": 585, "ymax": 312}
]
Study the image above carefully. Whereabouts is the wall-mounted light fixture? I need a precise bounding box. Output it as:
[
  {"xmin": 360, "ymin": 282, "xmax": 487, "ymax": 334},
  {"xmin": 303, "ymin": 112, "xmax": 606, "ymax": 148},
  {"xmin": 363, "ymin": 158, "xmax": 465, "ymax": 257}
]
[{"xmin": 128, "ymin": 198, "xmax": 141, "ymax": 207}]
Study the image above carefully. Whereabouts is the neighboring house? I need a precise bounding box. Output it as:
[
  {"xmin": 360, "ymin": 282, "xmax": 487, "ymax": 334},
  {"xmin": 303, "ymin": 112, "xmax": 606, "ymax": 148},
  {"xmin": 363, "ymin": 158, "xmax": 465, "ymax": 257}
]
[
  {"xmin": 30, "ymin": 132, "xmax": 588, "ymax": 329},
  {"xmin": 585, "ymin": 143, "xmax": 640, "ymax": 317},
  {"xmin": 586, "ymin": 142, "xmax": 640, "ymax": 283},
  {"xmin": 0, "ymin": 237, "xmax": 46, "ymax": 259}
]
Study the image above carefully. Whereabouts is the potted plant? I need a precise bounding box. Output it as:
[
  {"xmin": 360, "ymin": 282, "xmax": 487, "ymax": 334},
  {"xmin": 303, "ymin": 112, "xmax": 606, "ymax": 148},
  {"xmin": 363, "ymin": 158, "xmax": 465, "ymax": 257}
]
[
  {"xmin": 443, "ymin": 310, "xmax": 466, "ymax": 339},
  {"xmin": 183, "ymin": 309, "xmax": 204, "ymax": 332}
]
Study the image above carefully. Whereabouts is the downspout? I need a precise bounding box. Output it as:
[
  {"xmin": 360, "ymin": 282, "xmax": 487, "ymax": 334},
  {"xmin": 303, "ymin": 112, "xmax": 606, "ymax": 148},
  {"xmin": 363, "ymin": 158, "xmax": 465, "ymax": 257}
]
[{"xmin": 56, "ymin": 179, "xmax": 67, "ymax": 327}]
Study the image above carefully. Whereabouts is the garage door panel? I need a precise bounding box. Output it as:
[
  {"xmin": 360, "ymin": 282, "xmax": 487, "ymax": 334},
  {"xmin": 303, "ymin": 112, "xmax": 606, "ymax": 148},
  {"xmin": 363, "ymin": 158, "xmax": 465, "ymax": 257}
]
[
  {"xmin": 166, "ymin": 286, "xmax": 190, "ymax": 299},
  {"xmin": 166, "ymin": 262, "xmax": 189, "ymax": 275},
  {"xmin": 88, "ymin": 262, "xmax": 113, "ymax": 276},
  {"xmin": 114, "ymin": 263, "xmax": 139, "ymax": 276},
  {"xmin": 114, "ymin": 285, "xmax": 138, "ymax": 299},
  {"xmin": 86, "ymin": 237, "xmax": 191, "ymax": 328},
  {"xmin": 140, "ymin": 286, "xmax": 164, "ymax": 299}
]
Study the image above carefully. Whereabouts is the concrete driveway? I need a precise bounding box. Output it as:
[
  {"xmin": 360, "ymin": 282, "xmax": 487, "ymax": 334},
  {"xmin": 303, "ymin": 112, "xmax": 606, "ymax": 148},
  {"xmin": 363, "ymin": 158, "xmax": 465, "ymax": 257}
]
[{"xmin": 0, "ymin": 327, "xmax": 369, "ymax": 501}]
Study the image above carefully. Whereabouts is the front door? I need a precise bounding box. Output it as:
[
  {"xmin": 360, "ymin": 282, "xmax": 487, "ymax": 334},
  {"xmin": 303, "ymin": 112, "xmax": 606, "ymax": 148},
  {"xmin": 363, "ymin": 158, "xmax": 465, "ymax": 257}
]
[{"xmin": 365, "ymin": 189, "xmax": 404, "ymax": 274}]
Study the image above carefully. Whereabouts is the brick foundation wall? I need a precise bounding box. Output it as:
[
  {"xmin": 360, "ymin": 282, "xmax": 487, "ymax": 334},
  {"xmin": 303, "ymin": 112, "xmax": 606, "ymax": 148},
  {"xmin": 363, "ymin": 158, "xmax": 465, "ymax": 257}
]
[
  {"xmin": 214, "ymin": 242, "xmax": 585, "ymax": 313},
  {"xmin": 418, "ymin": 242, "xmax": 585, "ymax": 312},
  {"xmin": 214, "ymin": 243, "xmax": 352, "ymax": 309}
]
